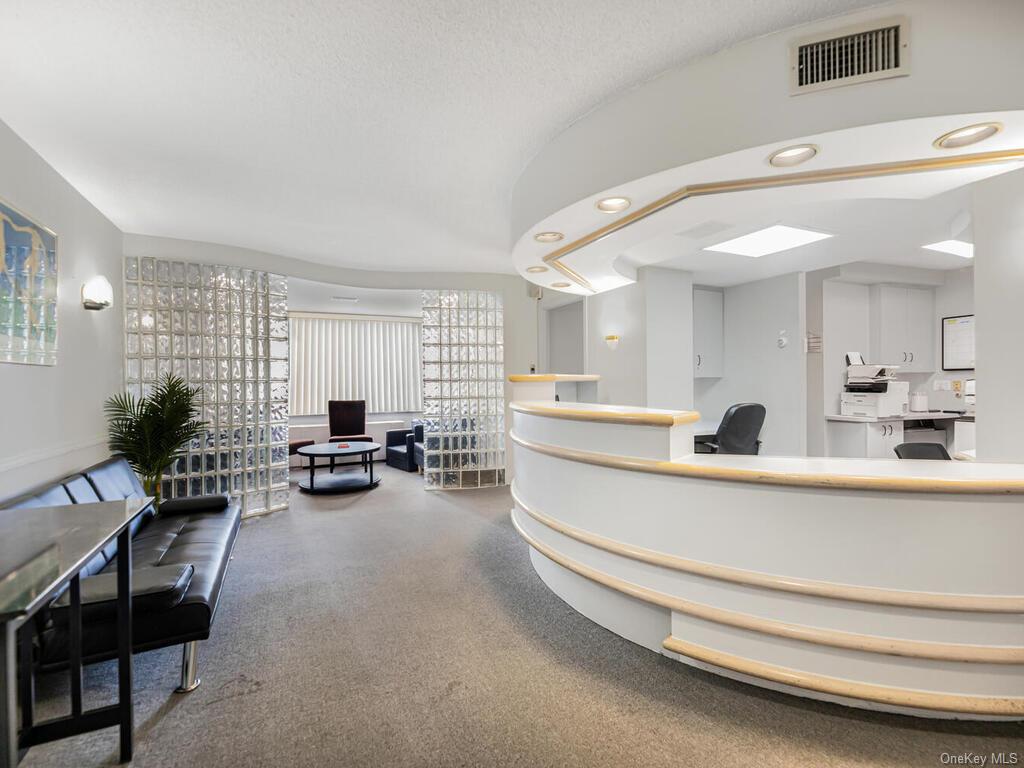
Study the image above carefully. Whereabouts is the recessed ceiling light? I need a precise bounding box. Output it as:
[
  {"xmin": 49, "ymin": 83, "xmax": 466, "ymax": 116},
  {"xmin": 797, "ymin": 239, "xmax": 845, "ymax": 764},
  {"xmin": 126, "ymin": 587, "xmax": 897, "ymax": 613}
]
[
  {"xmin": 922, "ymin": 239, "xmax": 974, "ymax": 259},
  {"xmin": 551, "ymin": 282, "xmax": 572, "ymax": 289},
  {"xmin": 704, "ymin": 225, "xmax": 833, "ymax": 258},
  {"xmin": 331, "ymin": 296, "xmax": 359, "ymax": 302},
  {"xmin": 533, "ymin": 231, "xmax": 564, "ymax": 243},
  {"xmin": 596, "ymin": 197, "xmax": 631, "ymax": 213},
  {"xmin": 768, "ymin": 144, "xmax": 818, "ymax": 167},
  {"xmin": 933, "ymin": 122, "xmax": 1002, "ymax": 150},
  {"xmin": 526, "ymin": 266, "xmax": 548, "ymax": 273}
]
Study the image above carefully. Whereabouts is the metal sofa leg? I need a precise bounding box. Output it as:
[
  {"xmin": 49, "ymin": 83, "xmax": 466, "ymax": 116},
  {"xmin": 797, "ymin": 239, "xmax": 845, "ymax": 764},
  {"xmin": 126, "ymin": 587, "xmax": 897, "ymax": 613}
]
[{"xmin": 175, "ymin": 641, "xmax": 201, "ymax": 693}]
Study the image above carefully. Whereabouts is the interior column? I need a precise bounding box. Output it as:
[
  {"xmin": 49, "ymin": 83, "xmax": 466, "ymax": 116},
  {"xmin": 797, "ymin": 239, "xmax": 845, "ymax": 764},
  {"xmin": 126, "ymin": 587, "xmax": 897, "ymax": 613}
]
[
  {"xmin": 971, "ymin": 167, "xmax": 1024, "ymax": 462},
  {"xmin": 640, "ymin": 266, "xmax": 694, "ymax": 410}
]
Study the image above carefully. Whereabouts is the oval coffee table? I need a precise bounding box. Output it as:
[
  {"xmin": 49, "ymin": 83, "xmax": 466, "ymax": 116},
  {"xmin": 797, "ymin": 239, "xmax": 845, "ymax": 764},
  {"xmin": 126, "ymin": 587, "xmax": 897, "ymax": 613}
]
[{"xmin": 297, "ymin": 442, "xmax": 381, "ymax": 494}]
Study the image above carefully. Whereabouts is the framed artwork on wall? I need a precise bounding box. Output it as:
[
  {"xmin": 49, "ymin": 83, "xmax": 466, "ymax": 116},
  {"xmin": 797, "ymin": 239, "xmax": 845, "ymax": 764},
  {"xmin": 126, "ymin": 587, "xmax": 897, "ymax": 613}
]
[{"xmin": 0, "ymin": 198, "xmax": 58, "ymax": 365}]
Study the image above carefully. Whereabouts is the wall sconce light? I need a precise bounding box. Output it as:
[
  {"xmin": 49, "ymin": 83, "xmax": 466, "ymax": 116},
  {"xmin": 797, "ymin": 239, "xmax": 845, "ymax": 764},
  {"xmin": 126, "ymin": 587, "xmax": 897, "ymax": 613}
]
[
  {"xmin": 605, "ymin": 334, "xmax": 620, "ymax": 351},
  {"xmin": 81, "ymin": 275, "xmax": 113, "ymax": 310}
]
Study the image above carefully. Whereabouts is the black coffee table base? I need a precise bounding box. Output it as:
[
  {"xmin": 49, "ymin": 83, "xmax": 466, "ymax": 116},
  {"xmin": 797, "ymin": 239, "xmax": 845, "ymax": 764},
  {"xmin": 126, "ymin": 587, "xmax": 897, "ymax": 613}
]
[
  {"xmin": 298, "ymin": 473, "xmax": 380, "ymax": 494},
  {"xmin": 298, "ymin": 446, "xmax": 381, "ymax": 495}
]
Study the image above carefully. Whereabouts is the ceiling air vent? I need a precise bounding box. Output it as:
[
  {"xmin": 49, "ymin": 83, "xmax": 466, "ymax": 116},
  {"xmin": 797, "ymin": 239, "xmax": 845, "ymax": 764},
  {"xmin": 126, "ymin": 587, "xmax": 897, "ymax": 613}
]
[{"xmin": 790, "ymin": 16, "xmax": 910, "ymax": 95}]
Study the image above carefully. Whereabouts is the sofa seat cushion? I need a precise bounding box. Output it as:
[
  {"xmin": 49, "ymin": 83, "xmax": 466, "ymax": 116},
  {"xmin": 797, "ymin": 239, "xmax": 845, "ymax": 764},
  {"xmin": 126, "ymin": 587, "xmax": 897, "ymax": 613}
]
[
  {"xmin": 387, "ymin": 445, "xmax": 408, "ymax": 456},
  {"xmin": 39, "ymin": 498, "xmax": 241, "ymax": 668},
  {"xmin": 52, "ymin": 563, "xmax": 194, "ymax": 623}
]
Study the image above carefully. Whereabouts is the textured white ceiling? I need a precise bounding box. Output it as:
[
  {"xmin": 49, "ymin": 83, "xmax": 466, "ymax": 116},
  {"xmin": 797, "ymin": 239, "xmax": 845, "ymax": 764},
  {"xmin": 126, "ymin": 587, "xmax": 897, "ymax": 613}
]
[{"xmin": 0, "ymin": 0, "xmax": 880, "ymax": 274}]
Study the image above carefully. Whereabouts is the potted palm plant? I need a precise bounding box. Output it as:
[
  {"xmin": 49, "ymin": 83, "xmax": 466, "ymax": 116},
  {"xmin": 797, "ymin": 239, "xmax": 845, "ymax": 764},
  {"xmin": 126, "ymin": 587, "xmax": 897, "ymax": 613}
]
[{"xmin": 105, "ymin": 373, "xmax": 207, "ymax": 505}]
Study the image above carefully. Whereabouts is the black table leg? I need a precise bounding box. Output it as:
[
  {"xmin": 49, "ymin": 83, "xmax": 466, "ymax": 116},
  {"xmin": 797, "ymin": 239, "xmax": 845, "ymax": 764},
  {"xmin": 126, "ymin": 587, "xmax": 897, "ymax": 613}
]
[
  {"xmin": 116, "ymin": 528, "xmax": 133, "ymax": 763},
  {"xmin": 1, "ymin": 623, "xmax": 17, "ymax": 768},
  {"xmin": 308, "ymin": 455, "xmax": 316, "ymax": 490},
  {"xmin": 369, "ymin": 454, "xmax": 374, "ymax": 485},
  {"xmin": 69, "ymin": 575, "xmax": 82, "ymax": 718},
  {"xmin": 17, "ymin": 624, "xmax": 32, "ymax": 738}
]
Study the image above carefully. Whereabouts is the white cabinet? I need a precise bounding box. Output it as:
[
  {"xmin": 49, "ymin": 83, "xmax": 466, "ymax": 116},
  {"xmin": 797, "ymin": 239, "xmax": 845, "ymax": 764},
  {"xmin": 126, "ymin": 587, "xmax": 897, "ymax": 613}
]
[
  {"xmin": 693, "ymin": 289, "xmax": 723, "ymax": 378},
  {"xmin": 827, "ymin": 419, "xmax": 904, "ymax": 458},
  {"xmin": 870, "ymin": 285, "xmax": 934, "ymax": 372}
]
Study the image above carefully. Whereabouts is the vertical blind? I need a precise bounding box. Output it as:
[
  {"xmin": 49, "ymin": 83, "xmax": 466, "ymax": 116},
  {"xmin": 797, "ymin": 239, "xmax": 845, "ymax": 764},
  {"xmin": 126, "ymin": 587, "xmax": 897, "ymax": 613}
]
[{"xmin": 289, "ymin": 313, "xmax": 422, "ymax": 416}]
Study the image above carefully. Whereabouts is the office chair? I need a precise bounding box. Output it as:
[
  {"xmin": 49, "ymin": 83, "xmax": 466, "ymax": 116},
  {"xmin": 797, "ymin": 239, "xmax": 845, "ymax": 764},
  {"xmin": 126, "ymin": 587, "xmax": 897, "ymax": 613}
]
[
  {"xmin": 894, "ymin": 442, "xmax": 951, "ymax": 460},
  {"xmin": 696, "ymin": 403, "xmax": 766, "ymax": 455}
]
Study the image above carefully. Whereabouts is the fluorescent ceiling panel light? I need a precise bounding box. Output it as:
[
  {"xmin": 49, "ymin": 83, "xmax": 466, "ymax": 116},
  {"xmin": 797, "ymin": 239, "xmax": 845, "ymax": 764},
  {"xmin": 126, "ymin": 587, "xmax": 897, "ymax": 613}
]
[
  {"xmin": 704, "ymin": 225, "xmax": 833, "ymax": 258},
  {"xmin": 922, "ymin": 239, "xmax": 974, "ymax": 259}
]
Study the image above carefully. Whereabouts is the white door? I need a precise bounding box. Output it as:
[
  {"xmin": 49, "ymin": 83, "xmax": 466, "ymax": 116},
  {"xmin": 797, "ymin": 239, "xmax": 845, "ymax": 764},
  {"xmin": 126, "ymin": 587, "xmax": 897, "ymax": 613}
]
[
  {"xmin": 905, "ymin": 287, "xmax": 934, "ymax": 372},
  {"xmin": 693, "ymin": 289, "xmax": 723, "ymax": 378},
  {"xmin": 876, "ymin": 286, "xmax": 908, "ymax": 367}
]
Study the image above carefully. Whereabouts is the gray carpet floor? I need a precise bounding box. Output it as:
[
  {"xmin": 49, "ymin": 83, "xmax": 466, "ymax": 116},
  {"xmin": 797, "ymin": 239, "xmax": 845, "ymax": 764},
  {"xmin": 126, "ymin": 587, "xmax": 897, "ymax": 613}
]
[{"xmin": 22, "ymin": 465, "xmax": 1023, "ymax": 767}]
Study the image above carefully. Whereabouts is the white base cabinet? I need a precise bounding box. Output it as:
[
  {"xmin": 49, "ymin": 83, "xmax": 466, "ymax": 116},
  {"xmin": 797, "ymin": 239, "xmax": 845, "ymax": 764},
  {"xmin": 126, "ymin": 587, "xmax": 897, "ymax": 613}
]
[{"xmin": 827, "ymin": 419, "xmax": 904, "ymax": 459}]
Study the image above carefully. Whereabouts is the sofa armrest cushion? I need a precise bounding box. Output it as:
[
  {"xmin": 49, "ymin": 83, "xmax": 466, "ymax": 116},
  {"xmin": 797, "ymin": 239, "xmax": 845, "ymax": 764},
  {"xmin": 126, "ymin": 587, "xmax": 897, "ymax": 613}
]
[
  {"xmin": 159, "ymin": 493, "xmax": 230, "ymax": 515},
  {"xmin": 53, "ymin": 563, "xmax": 195, "ymax": 622}
]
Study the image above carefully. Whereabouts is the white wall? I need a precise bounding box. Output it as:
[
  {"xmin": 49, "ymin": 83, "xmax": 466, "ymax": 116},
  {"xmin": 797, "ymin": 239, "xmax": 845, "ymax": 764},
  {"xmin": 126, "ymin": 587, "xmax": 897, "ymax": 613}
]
[
  {"xmin": 585, "ymin": 281, "xmax": 646, "ymax": 406},
  {"xmin": 972, "ymin": 168, "xmax": 1024, "ymax": 462},
  {"xmin": 0, "ymin": 120, "xmax": 124, "ymax": 498},
  {"xmin": 917, "ymin": 267, "xmax": 974, "ymax": 411},
  {"xmin": 547, "ymin": 301, "xmax": 584, "ymax": 374},
  {"xmin": 642, "ymin": 267, "xmax": 693, "ymax": 410},
  {"xmin": 695, "ymin": 273, "xmax": 807, "ymax": 456},
  {"xmin": 822, "ymin": 281, "xmax": 871, "ymax": 416}
]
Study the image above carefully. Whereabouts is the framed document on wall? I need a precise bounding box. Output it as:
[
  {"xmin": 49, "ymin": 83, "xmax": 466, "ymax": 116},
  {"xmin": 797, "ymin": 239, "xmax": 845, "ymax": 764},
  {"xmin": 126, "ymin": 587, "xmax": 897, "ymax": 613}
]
[{"xmin": 942, "ymin": 314, "xmax": 975, "ymax": 371}]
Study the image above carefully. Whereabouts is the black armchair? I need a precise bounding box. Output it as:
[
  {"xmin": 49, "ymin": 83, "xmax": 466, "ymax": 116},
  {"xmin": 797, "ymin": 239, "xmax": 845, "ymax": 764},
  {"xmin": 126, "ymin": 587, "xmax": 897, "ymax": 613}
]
[{"xmin": 386, "ymin": 423, "xmax": 425, "ymax": 472}]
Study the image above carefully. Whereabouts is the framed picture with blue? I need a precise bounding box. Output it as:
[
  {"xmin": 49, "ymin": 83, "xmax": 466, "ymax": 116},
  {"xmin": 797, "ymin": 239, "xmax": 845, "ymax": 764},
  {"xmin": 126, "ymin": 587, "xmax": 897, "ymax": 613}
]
[{"xmin": 0, "ymin": 197, "xmax": 58, "ymax": 365}]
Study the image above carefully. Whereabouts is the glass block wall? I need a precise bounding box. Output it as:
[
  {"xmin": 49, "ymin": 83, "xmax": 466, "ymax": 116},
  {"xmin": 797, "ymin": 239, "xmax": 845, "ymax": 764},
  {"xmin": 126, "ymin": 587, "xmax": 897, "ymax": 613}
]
[
  {"xmin": 421, "ymin": 289, "xmax": 505, "ymax": 490},
  {"xmin": 123, "ymin": 257, "xmax": 289, "ymax": 516}
]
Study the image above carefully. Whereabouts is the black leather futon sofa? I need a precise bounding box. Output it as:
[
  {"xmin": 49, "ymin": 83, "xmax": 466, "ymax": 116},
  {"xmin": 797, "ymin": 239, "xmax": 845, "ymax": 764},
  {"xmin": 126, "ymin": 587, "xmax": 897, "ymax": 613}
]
[{"xmin": 0, "ymin": 455, "xmax": 240, "ymax": 692}]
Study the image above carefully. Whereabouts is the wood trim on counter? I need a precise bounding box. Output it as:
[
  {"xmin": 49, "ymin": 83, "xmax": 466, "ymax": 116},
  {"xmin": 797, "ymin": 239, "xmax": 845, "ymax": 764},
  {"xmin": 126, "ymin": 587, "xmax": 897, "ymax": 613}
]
[
  {"xmin": 511, "ymin": 510, "xmax": 1024, "ymax": 664},
  {"xmin": 508, "ymin": 374, "xmax": 601, "ymax": 383},
  {"xmin": 510, "ymin": 431, "xmax": 1024, "ymax": 494},
  {"xmin": 510, "ymin": 485, "xmax": 1024, "ymax": 613},
  {"xmin": 541, "ymin": 147, "xmax": 1024, "ymax": 292},
  {"xmin": 510, "ymin": 402, "xmax": 698, "ymax": 427},
  {"xmin": 662, "ymin": 636, "xmax": 1024, "ymax": 717}
]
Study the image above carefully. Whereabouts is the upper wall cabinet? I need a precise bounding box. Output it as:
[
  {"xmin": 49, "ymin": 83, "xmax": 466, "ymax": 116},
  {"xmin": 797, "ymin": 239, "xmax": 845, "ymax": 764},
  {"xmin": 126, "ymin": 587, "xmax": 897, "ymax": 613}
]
[
  {"xmin": 869, "ymin": 285, "xmax": 934, "ymax": 373},
  {"xmin": 693, "ymin": 288, "xmax": 723, "ymax": 378}
]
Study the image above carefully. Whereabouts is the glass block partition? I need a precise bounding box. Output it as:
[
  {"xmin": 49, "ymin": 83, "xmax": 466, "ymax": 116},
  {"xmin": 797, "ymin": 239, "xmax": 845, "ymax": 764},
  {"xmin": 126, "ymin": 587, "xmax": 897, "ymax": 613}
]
[
  {"xmin": 123, "ymin": 257, "xmax": 289, "ymax": 516},
  {"xmin": 421, "ymin": 289, "xmax": 505, "ymax": 490}
]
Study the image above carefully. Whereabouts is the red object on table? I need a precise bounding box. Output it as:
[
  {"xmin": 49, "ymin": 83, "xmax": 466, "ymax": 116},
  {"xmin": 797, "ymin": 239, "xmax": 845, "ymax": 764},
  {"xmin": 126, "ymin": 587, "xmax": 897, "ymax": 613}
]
[{"xmin": 336, "ymin": 443, "xmax": 349, "ymax": 448}]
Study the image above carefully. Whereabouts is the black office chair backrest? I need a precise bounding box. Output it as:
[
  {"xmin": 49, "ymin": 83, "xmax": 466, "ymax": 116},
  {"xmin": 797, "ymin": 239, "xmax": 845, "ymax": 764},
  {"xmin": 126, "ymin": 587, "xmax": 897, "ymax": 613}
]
[
  {"xmin": 715, "ymin": 403, "xmax": 766, "ymax": 455},
  {"xmin": 894, "ymin": 442, "xmax": 951, "ymax": 460}
]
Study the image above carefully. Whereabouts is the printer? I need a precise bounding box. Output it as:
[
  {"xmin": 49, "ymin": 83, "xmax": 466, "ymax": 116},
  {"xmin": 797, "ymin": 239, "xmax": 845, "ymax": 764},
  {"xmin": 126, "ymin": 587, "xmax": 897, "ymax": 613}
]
[{"xmin": 840, "ymin": 352, "xmax": 909, "ymax": 418}]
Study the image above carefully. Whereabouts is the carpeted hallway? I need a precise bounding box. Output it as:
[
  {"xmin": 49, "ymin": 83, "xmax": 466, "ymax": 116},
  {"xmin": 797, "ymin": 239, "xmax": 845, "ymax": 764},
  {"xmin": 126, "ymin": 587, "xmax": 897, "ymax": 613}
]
[{"xmin": 22, "ymin": 466, "xmax": 1023, "ymax": 767}]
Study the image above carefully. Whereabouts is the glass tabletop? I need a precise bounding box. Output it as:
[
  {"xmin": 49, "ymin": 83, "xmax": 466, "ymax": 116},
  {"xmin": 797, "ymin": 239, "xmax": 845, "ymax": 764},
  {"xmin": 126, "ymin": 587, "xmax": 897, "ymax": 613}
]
[
  {"xmin": 298, "ymin": 442, "xmax": 381, "ymax": 456},
  {"xmin": 0, "ymin": 497, "xmax": 153, "ymax": 622}
]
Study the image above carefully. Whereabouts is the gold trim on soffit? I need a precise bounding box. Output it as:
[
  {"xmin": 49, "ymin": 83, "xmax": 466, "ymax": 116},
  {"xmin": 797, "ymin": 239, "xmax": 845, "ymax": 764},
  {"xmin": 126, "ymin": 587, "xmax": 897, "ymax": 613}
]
[
  {"xmin": 509, "ymin": 484, "xmax": 1024, "ymax": 613},
  {"xmin": 541, "ymin": 147, "xmax": 1024, "ymax": 292},
  {"xmin": 510, "ymin": 509, "xmax": 1024, "ymax": 664}
]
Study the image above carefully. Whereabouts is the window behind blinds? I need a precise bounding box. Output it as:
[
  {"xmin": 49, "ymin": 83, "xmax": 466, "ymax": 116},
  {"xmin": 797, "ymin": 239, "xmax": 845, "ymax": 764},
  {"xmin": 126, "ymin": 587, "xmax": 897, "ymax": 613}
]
[{"xmin": 289, "ymin": 313, "xmax": 422, "ymax": 416}]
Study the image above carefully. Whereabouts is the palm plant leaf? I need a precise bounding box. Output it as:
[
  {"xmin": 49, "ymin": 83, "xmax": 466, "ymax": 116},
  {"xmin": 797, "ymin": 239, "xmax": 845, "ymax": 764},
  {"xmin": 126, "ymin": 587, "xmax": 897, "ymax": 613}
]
[{"xmin": 105, "ymin": 374, "xmax": 207, "ymax": 489}]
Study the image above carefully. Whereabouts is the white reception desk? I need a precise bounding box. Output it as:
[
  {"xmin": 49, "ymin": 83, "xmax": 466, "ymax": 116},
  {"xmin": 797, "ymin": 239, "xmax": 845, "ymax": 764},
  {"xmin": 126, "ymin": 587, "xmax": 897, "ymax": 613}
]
[{"xmin": 509, "ymin": 400, "xmax": 1024, "ymax": 720}]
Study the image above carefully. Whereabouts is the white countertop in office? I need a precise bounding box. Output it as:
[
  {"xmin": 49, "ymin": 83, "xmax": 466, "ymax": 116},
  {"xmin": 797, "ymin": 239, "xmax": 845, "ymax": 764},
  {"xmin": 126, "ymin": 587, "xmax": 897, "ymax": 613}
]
[{"xmin": 826, "ymin": 411, "xmax": 973, "ymax": 423}]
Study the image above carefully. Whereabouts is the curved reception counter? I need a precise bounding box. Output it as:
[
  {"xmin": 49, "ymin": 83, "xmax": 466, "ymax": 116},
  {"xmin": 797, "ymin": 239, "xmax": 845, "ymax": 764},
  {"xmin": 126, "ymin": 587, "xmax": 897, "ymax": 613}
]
[{"xmin": 509, "ymin": 401, "xmax": 1024, "ymax": 720}]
